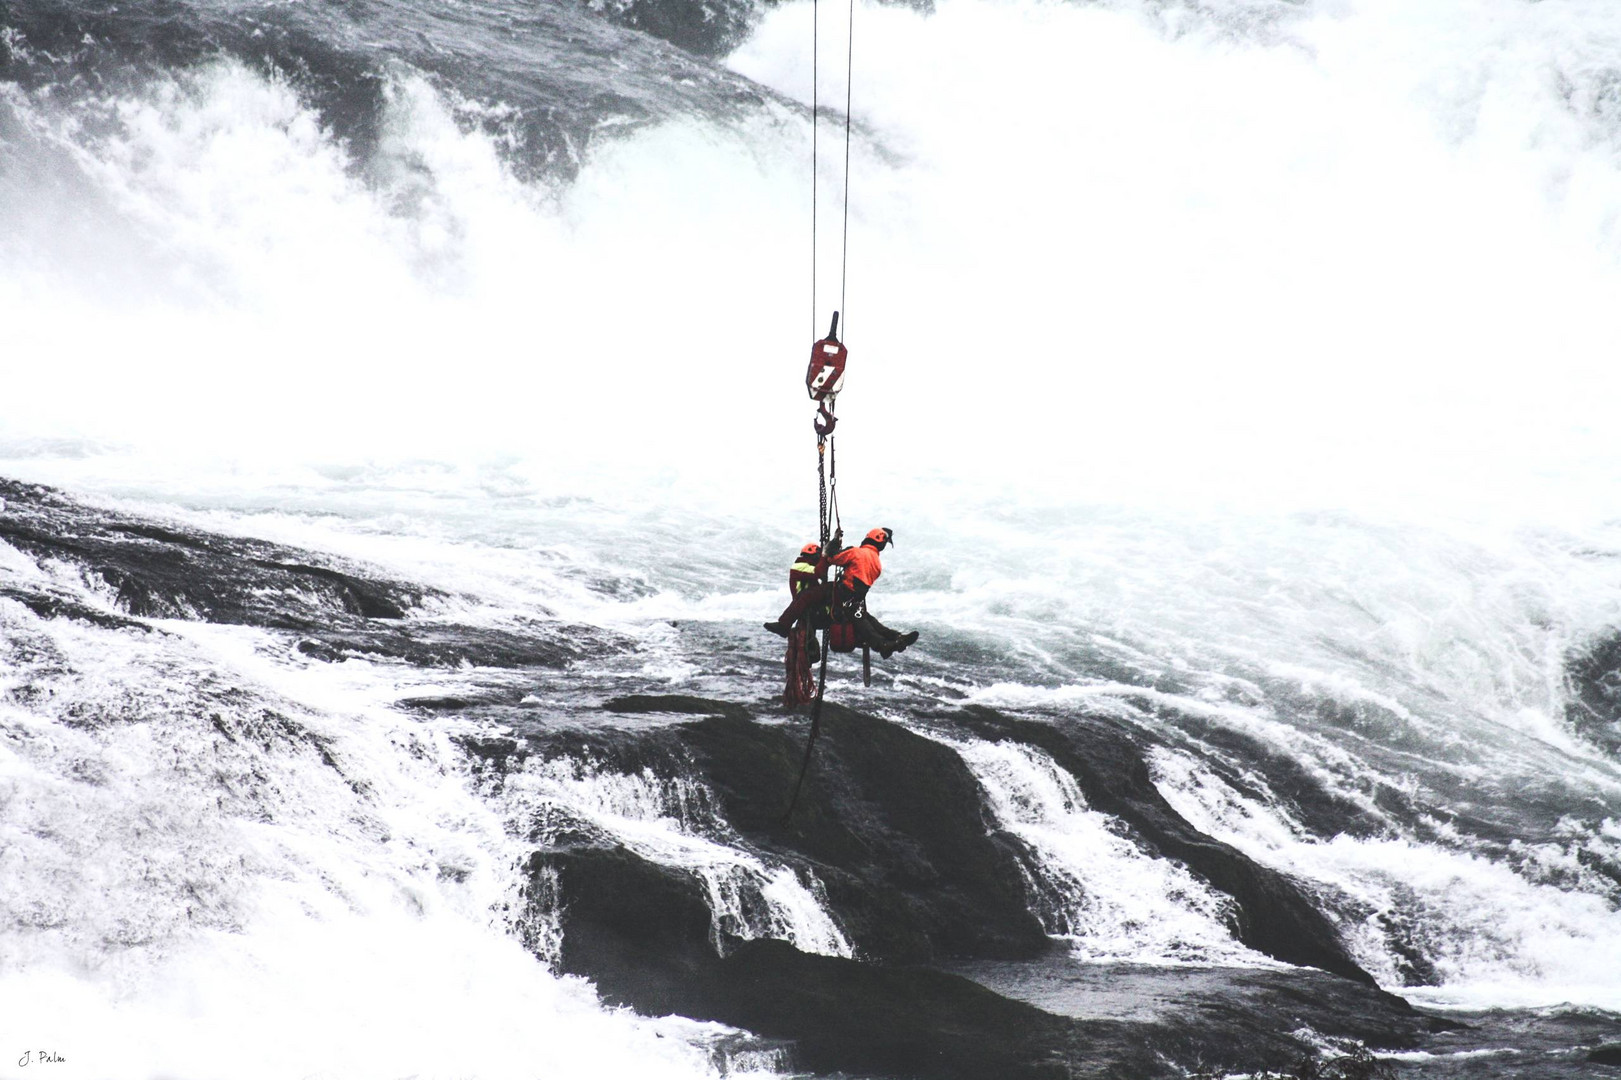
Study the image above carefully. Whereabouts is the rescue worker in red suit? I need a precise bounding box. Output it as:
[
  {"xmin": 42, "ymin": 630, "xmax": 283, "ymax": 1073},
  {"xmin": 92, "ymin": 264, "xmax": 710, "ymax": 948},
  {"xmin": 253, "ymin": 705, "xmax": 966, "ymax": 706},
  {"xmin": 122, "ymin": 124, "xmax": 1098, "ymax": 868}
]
[
  {"xmin": 782, "ymin": 543, "xmax": 822, "ymax": 707},
  {"xmin": 766, "ymin": 527, "xmax": 919, "ymax": 657}
]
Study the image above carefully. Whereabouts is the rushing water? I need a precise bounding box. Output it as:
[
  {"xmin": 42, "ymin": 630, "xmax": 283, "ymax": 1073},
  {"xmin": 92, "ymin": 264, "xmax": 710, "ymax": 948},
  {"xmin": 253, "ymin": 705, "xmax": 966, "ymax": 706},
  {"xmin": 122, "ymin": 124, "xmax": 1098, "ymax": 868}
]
[{"xmin": 6, "ymin": 0, "xmax": 1621, "ymax": 1075}]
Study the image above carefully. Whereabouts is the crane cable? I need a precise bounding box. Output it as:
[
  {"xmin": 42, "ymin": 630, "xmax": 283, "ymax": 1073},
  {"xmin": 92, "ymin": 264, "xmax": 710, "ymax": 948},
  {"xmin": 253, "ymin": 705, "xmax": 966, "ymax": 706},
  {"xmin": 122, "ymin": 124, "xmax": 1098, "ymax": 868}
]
[
  {"xmin": 811, "ymin": 0, "xmax": 853, "ymax": 550},
  {"xmin": 839, "ymin": 0, "xmax": 855, "ymax": 322},
  {"xmin": 787, "ymin": 0, "xmax": 856, "ymax": 824},
  {"xmin": 810, "ymin": 0, "xmax": 857, "ymax": 343}
]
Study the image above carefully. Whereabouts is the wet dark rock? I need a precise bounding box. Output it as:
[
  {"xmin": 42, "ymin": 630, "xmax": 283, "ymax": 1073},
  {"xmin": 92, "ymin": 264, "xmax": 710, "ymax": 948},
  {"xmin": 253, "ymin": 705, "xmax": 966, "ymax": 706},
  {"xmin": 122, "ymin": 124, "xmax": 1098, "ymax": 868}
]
[
  {"xmin": 579, "ymin": 0, "xmax": 761, "ymax": 58},
  {"xmin": 1, "ymin": 0, "xmax": 774, "ymax": 183},
  {"xmin": 574, "ymin": 0, "xmax": 938, "ymax": 60},
  {"xmin": 294, "ymin": 622, "xmax": 591, "ymax": 669},
  {"xmin": 398, "ymin": 693, "xmax": 512, "ymax": 712},
  {"xmin": 497, "ymin": 697, "xmax": 1376, "ymax": 985},
  {"xmin": 479, "ymin": 701, "xmax": 1048, "ymax": 963},
  {"xmin": 1153, "ymin": 705, "xmax": 1386, "ymax": 843},
  {"xmin": 455, "ymin": 734, "xmax": 532, "ymax": 797},
  {"xmin": 682, "ymin": 703, "xmax": 1051, "ymax": 963},
  {"xmin": 948, "ymin": 705, "xmax": 1380, "ymax": 987},
  {"xmin": 537, "ymin": 845, "xmax": 1150, "ymax": 1080},
  {"xmin": 540, "ymin": 846, "xmax": 719, "ymax": 1008},
  {"xmin": 534, "ymin": 835, "xmax": 1437, "ymax": 1079},
  {"xmin": 7, "ymin": 475, "xmax": 1499, "ymax": 1078},
  {"xmin": 603, "ymin": 693, "xmax": 753, "ymax": 720},
  {"xmin": 1373, "ymin": 905, "xmax": 1443, "ymax": 988},
  {"xmin": 0, "ymin": 477, "xmax": 615, "ymax": 670},
  {"xmin": 955, "ymin": 956, "xmax": 1444, "ymax": 1073},
  {"xmin": 0, "ymin": 478, "xmax": 425, "ymax": 628},
  {"xmin": 1565, "ymin": 632, "xmax": 1621, "ymax": 758},
  {"xmin": 705, "ymin": 940, "xmax": 1120, "ymax": 1080},
  {"xmin": 0, "ymin": 581, "xmax": 153, "ymax": 631}
]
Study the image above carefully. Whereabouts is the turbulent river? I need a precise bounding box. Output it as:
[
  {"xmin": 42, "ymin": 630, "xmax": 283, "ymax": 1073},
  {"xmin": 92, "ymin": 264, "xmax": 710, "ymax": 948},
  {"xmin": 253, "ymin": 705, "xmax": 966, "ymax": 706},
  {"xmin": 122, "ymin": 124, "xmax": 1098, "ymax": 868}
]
[{"xmin": 5, "ymin": 0, "xmax": 1621, "ymax": 1077}]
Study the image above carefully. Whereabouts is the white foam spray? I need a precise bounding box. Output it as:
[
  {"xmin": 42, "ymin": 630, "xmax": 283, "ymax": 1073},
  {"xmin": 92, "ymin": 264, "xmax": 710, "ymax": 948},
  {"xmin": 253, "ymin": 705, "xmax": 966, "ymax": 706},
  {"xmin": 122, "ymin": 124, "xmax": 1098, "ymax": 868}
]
[
  {"xmin": 947, "ymin": 736, "xmax": 1266, "ymax": 965},
  {"xmin": 496, "ymin": 754, "xmax": 852, "ymax": 958},
  {"xmin": 8, "ymin": 0, "xmax": 1621, "ymax": 1021},
  {"xmin": 0, "ymin": 568, "xmax": 774, "ymax": 1079},
  {"xmin": 1150, "ymin": 745, "xmax": 1621, "ymax": 1010}
]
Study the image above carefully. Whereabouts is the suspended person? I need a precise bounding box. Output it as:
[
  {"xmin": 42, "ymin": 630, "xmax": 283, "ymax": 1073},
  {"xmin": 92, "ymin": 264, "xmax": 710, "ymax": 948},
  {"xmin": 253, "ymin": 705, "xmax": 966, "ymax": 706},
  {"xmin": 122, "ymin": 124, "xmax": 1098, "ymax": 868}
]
[
  {"xmin": 764, "ymin": 527, "xmax": 919, "ymax": 656},
  {"xmin": 782, "ymin": 543, "xmax": 823, "ymax": 708}
]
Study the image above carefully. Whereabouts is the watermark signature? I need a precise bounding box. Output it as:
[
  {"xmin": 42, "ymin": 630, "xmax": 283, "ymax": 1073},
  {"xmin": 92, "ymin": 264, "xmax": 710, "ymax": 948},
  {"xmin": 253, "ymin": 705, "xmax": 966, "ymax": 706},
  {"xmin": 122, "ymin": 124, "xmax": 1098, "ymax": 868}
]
[{"xmin": 17, "ymin": 1050, "xmax": 66, "ymax": 1067}]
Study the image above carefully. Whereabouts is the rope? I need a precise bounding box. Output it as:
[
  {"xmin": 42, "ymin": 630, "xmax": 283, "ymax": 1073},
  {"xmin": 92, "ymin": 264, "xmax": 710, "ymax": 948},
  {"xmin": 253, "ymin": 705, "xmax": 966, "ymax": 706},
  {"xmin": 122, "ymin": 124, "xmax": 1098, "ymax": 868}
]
[
  {"xmin": 783, "ymin": 627, "xmax": 832, "ymax": 822},
  {"xmin": 840, "ymin": 0, "xmax": 854, "ymax": 323},
  {"xmin": 790, "ymin": 0, "xmax": 854, "ymax": 825},
  {"xmin": 828, "ymin": 431, "xmax": 841, "ymax": 538},
  {"xmin": 810, "ymin": 0, "xmax": 856, "ymax": 339},
  {"xmin": 811, "ymin": 0, "xmax": 819, "ymax": 339}
]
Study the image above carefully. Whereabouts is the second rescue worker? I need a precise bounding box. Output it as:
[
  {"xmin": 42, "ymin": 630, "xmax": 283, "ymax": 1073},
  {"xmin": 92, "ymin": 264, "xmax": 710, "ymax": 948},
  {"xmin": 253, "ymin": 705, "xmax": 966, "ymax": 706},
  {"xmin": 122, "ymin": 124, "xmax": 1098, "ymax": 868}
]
[{"xmin": 764, "ymin": 526, "xmax": 894, "ymax": 635}]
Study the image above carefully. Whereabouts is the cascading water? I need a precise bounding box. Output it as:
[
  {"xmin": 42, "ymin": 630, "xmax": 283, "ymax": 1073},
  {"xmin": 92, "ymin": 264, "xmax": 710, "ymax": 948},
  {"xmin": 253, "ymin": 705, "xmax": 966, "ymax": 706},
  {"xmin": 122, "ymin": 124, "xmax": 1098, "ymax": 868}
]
[
  {"xmin": 490, "ymin": 753, "xmax": 851, "ymax": 957},
  {"xmin": 8, "ymin": 0, "xmax": 1621, "ymax": 1074},
  {"xmin": 0, "ymin": 574, "xmax": 777, "ymax": 1080},
  {"xmin": 947, "ymin": 736, "xmax": 1261, "ymax": 965},
  {"xmin": 1150, "ymin": 744, "xmax": 1621, "ymax": 1010}
]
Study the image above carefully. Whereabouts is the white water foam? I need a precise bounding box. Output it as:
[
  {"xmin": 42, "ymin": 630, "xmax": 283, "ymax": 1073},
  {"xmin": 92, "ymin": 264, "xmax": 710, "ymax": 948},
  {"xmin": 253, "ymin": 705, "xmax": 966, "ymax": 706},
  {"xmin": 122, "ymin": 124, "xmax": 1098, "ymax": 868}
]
[
  {"xmin": 0, "ymin": 574, "xmax": 775, "ymax": 1079},
  {"xmin": 4, "ymin": 0, "xmax": 1621, "ymax": 511},
  {"xmin": 8, "ymin": 0, "xmax": 1621, "ymax": 1021},
  {"xmin": 947, "ymin": 736, "xmax": 1267, "ymax": 966},
  {"xmin": 1150, "ymin": 746, "xmax": 1621, "ymax": 1011},
  {"xmin": 497, "ymin": 754, "xmax": 852, "ymax": 957}
]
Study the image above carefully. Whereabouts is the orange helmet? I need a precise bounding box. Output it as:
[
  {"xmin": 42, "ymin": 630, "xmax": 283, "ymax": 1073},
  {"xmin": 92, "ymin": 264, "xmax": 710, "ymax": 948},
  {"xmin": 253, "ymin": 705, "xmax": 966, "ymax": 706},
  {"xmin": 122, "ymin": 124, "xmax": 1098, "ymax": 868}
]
[
  {"xmin": 864, "ymin": 527, "xmax": 893, "ymax": 548},
  {"xmin": 800, "ymin": 542, "xmax": 822, "ymax": 556}
]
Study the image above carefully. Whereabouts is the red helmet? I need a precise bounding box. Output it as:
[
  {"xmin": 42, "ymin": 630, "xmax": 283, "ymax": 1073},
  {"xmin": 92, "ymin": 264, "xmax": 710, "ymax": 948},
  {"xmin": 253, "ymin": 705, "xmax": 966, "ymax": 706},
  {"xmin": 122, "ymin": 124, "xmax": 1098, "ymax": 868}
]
[
  {"xmin": 864, "ymin": 527, "xmax": 893, "ymax": 548},
  {"xmin": 800, "ymin": 542, "xmax": 822, "ymax": 556}
]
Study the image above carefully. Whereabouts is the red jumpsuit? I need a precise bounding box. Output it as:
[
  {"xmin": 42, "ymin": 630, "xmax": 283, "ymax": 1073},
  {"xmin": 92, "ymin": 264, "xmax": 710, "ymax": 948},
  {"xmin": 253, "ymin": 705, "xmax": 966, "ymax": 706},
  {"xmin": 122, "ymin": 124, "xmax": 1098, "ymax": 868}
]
[
  {"xmin": 783, "ymin": 554, "xmax": 822, "ymax": 707},
  {"xmin": 774, "ymin": 543, "xmax": 882, "ymax": 628}
]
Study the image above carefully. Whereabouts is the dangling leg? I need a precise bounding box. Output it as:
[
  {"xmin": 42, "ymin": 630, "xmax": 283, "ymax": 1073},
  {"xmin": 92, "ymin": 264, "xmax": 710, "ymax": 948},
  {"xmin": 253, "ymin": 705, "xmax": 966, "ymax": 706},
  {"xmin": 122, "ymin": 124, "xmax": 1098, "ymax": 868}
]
[
  {"xmin": 766, "ymin": 582, "xmax": 836, "ymax": 636},
  {"xmin": 856, "ymin": 610, "xmax": 919, "ymax": 657}
]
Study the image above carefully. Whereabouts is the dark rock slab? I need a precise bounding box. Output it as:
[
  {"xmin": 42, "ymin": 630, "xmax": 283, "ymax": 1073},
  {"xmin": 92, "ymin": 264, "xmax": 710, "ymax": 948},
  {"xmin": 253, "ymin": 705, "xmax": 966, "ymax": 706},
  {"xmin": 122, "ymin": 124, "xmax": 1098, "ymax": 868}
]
[
  {"xmin": 0, "ymin": 478, "xmax": 426, "ymax": 629},
  {"xmin": 1148, "ymin": 707, "xmax": 1386, "ymax": 844},
  {"xmin": 580, "ymin": 0, "xmax": 762, "ymax": 58},
  {"xmin": 471, "ymin": 699, "xmax": 1048, "ymax": 964},
  {"xmin": 603, "ymin": 693, "xmax": 753, "ymax": 721},
  {"xmin": 680, "ymin": 702, "xmax": 1052, "ymax": 963},
  {"xmin": 948, "ymin": 705, "xmax": 1380, "ymax": 987},
  {"xmin": 295, "ymin": 621, "xmax": 593, "ymax": 669},
  {"xmin": 540, "ymin": 846, "xmax": 720, "ymax": 1011},
  {"xmin": 1, "ymin": 0, "xmax": 774, "ymax": 185},
  {"xmin": 952, "ymin": 956, "xmax": 1451, "ymax": 1075},
  {"xmin": 0, "ymin": 477, "xmax": 618, "ymax": 670},
  {"xmin": 705, "ymin": 940, "xmax": 1135, "ymax": 1080},
  {"xmin": 0, "ymin": 581, "xmax": 153, "ymax": 632},
  {"xmin": 1566, "ymin": 632, "xmax": 1621, "ymax": 759},
  {"xmin": 537, "ymin": 845, "xmax": 1158, "ymax": 1080}
]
